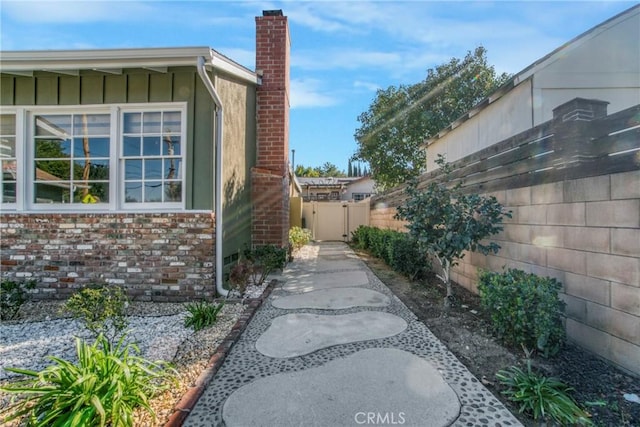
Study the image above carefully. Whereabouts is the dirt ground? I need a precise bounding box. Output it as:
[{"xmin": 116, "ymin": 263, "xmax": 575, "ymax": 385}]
[{"xmin": 354, "ymin": 249, "xmax": 640, "ymax": 427}]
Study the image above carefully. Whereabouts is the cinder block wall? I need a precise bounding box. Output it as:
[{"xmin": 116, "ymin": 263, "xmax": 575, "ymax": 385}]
[
  {"xmin": 370, "ymin": 170, "xmax": 640, "ymax": 375},
  {"xmin": 0, "ymin": 213, "xmax": 215, "ymax": 301}
]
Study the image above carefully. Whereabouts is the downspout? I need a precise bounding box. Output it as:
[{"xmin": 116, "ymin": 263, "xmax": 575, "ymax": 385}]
[{"xmin": 197, "ymin": 55, "xmax": 229, "ymax": 297}]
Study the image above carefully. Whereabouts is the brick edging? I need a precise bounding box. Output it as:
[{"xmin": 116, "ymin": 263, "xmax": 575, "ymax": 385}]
[{"xmin": 164, "ymin": 280, "xmax": 277, "ymax": 427}]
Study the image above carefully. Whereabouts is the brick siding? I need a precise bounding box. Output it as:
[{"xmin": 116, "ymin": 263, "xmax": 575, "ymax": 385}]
[
  {"xmin": 0, "ymin": 212, "xmax": 215, "ymax": 301},
  {"xmin": 252, "ymin": 11, "xmax": 291, "ymax": 248}
]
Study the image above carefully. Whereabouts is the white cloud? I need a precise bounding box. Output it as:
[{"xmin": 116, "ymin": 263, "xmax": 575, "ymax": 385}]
[
  {"xmin": 290, "ymin": 78, "xmax": 338, "ymax": 109},
  {"xmin": 216, "ymin": 47, "xmax": 255, "ymax": 70},
  {"xmin": 353, "ymin": 80, "xmax": 381, "ymax": 92}
]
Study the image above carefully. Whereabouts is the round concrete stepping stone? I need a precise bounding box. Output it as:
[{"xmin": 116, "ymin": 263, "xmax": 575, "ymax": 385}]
[
  {"xmin": 223, "ymin": 348, "xmax": 461, "ymax": 427},
  {"xmin": 282, "ymin": 270, "xmax": 369, "ymax": 293},
  {"xmin": 255, "ymin": 312, "xmax": 407, "ymax": 358},
  {"xmin": 287, "ymin": 258, "xmax": 363, "ymax": 273},
  {"xmin": 272, "ymin": 287, "xmax": 390, "ymax": 310}
]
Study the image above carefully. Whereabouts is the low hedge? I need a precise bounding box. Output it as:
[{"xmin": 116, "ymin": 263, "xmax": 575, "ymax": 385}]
[{"xmin": 352, "ymin": 226, "xmax": 430, "ymax": 280}]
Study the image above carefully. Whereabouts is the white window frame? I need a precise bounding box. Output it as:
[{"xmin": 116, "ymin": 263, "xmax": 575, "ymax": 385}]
[
  {"xmin": 118, "ymin": 104, "xmax": 187, "ymax": 210},
  {"xmin": 0, "ymin": 107, "xmax": 21, "ymax": 210},
  {"xmin": 6, "ymin": 102, "xmax": 187, "ymax": 212}
]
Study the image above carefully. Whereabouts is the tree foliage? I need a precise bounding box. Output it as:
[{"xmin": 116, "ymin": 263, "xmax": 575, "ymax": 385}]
[
  {"xmin": 353, "ymin": 46, "xmax": 510, "ymax": 190},
  {"xmin": 395, "ymin": 155, "xmax": 511, "ymax": 307},
  {"xmin": 295, "ymin": 162, "xmax": 346, "ymax": 177}
]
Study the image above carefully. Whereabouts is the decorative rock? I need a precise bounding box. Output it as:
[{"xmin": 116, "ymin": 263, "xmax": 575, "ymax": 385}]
[{"xmin": 271, "ymin": 287, "xmax": 390, "ymax": 310}]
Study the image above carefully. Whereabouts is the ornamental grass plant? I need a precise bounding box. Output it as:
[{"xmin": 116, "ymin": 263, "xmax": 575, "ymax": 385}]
[{"xmin": 1, "ymin": 334, "xmax": 176, "ymax": 427}]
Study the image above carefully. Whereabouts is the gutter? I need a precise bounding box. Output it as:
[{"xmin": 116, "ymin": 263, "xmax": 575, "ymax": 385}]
[{"xmin": 197, "ymin": 56, "xmax": 229, "ymax": 298}]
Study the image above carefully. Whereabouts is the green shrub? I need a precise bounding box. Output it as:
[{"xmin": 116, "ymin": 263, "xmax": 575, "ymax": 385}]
[
  {"xmin": 388, "ymin": 233, "xmax": 430, "ymax": 281},
  {"xmin": 289, "ymin": 226, "xmax": 312, "ymax": 252},
  {"xmin": 243, "ymin": 245, "xmax": 287, "ymax": 285},
  {"xmin": 63, "ymin": 285, "xmax": 129, "ymax": 343},
  {"xmin": 478, "ymin": 269, "xmax": 565, "ymax": 356},
  {"xmin": 497, "ymin": 360, "xmax": 592, "ymax": 425},
  {"xmin": 184, "ymin": 300, "xmax": 225, "ymax": 331},
  {"xmin": 351, "ymin": 226, "xmax": 431, "ymax": 281},
  {"xmin": 351, "ymin": 225, "xmax": 372, "ymax": 250},
  {"xmin": 0, "ymin": 279, "xmax": 35, "ymax": 320},
  {"xmin": 1, "ymin": 334, "xmax": 176, "ymax": 427}
]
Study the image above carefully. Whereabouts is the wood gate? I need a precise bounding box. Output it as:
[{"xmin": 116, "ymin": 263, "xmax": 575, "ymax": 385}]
[{"xmin": 302, "ymin": 200, "xmax": 370, "ymax": 241}]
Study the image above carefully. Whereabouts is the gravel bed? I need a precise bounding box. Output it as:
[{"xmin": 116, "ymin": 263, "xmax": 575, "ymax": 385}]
[{"xmin": 0, "ymin": 299, "xmax": 247, "ymax": 426}]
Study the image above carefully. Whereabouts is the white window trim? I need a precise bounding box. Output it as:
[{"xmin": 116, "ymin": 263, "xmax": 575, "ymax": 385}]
[
  {"xmin": 4, "ymin": 102, "xmax": 187, "ymax": 213},
  {"xmin": 118, "ymin": 104, "xmax": 187, "ymax": 211},
  {"xmin": 0, "ymin": 106, "xmax": 20, "ymax": 210}
]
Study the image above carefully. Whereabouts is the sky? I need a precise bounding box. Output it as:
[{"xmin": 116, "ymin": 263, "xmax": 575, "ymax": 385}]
[{"xmin": 0, "ymin": 0, "xmax": 636, "ymax": 173}]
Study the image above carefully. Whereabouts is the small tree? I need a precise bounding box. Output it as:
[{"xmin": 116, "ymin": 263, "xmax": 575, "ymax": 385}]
[{"xmin": 396, "ymin": 155, "xmax": 511, "ymax": 307}]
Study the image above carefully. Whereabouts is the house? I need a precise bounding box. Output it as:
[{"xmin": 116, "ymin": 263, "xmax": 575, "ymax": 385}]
[
  {"xmin": 298, "ymin": 176, "xmax": 376, "ymax": 202},
  {"xmin": 0, "ymin": 10, "xmax": 291, "ymax": 301},
  {"xmin": 424, "ymin": 4, "xmax": 640, "ymax": 170}
]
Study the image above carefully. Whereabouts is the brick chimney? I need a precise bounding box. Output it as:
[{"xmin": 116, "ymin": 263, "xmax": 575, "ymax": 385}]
[{"xmin": 252, "ymin": 10, "xmax": 291, "ymax": 247}]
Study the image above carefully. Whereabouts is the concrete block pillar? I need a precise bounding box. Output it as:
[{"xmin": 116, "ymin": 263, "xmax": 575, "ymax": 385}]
[{"xmin": 252, "ymin": 10, "xmax": 291, "ymax": 247}]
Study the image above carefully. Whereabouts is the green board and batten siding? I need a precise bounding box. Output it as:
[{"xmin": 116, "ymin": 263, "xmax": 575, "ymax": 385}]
[{"xmin": 1, "ymin": 67, "xmax": 257, "ymax": 261}]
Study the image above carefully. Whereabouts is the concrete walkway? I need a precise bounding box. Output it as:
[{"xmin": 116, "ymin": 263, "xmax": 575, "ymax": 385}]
[{"xmin": 184, "ymin": 242, "xmax": 522, "ymax": 427}]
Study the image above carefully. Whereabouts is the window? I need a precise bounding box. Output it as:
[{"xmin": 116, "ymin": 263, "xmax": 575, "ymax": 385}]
[
  {"xmin": 121, "ymin": 111, "xmax": 183, "ymax": 205},
  {"xmin": 0, "ymin": 114, "xmax": 17, "ymax": 205},
  {"xmin": 353, "ymin": 193, "xmax": 371, "ymax": 201},
  {"xmin": 3, "ymin": 103, "xmax": 185, "ymax": 211},
  {"xmin": 33, "ymin": 113, "xmax": 110, "ymax": 205}
]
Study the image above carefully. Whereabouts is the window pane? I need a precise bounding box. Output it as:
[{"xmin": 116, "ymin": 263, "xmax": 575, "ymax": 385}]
[
  {"xmin": 125, "ymin": 182, "xmax": 142, "ymax": 203},
  {"xmin": 123, "ymin": 113, "xmax": 141, "ymax": 134},
  {"xmin": 144, "ymin": 159, "xmax": 162, "ymax": 179},
  {"xmin": 143, "ymin": 112, "xmax": 161, "ymax": 133},
  {"xmin": 35, "ymin": 160, "xmax": 71, "ymax": 180},
  {"xmin": 0, "ymin": 137, "xmax": 16, "ymax": 157},
  {"xmin": 2, "ymin": 159, "xmax": 17, "ymax": 203},
  {"xmin": 123, "ymin": 136, "xmax": 141, "ymax": 157},
  {"xmin": 0, "ymin": 114, "xmax": 16, "ymax": 135},
  {"xmin": 164, "ymin": 158, "xmax": 180, "ymax": 178},
  {"xmin": 35, "ymin": 138, "xmax": 71, "ymax": 158},
  {"xmin": 36, "ymin": 115, "xmax": 71, "ymax": 137},
  {"xmin": 162, "ymin": 136, "xmax": 181, "ymax": 155},
  {"xmin": 73, "ymin": 137, "xmax": 110, "ymax": 157},
  {"xmin": 73, "ymin": 114, "xmax": 110, "ymax": 136},
  {"xmin": 73, "ymin": 159, "xmax": 110, "ymax": 180},
  {"xmin": 143, "ymin": 136, "xmax": 161, "ymax": 156},
  {"xmin": 75, "ymin": 183, "xmax": 109, "ymax": 204},
  {"xmin": 163, "ymin": 111, "xmax": 181, "ymax": 133},
  {"xmin": 144, "ymin": 181, "xmax": 162, "ymax": 202},
  {"xmin": 35, "ymin": 183, "xmax": 71, "ymax": 203},
  {"xmin": 2, "ymin": 182, "xmax": 16, "ymax": 203},
  {"xmin": 164, "ymin": 181, "xmax": 182, "ymax": 202},
  {"xmin": 125, "ymin": 159, "xmax": 142, "ymax": 179}
]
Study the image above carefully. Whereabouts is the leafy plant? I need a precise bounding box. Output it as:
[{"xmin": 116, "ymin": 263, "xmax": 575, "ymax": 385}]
[
  {"xmin": 0, "ymin": 279, "xmax": 36, "ymax": 320},
  {"xmin": 0, "ymin": 334, "xmax": 176, "ymax": 427},
  {"xmin": 243, "ymin": 245, "xmax": 287, "ymax": 285},
  {"xmin": 184, "ymin": 300, "xmax": 225, "ymax": 331},
  {"xmin": 478, "ymin": 268, "xmax": 565, "ymax": 356},
  {"xmin": 289, "ymin": 226, "xmax": 312, "ymax": 252},
  {"xmin": 396, "ymin": 155, "xmax": 510, "ymax": 307},
  {"xmin": 63, "ymin": 285, "xmax": 129, "ymax": 343},
  {"xmin": 351, "ymin": 226, "xmax": 430, "ymax": 281},
  {"xmin": 496, "ymin": 360, "xmax": 593, "ymax": 425}
]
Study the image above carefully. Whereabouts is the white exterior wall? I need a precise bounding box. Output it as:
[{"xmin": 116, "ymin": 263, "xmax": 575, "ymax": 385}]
[
  {"xmin": 425, "ymin": 6, "xmax": 640, "ymax": 172},
  {"xmin": 343, "ymin": 177, "xmax": 376, "ymax": 200},
  {"xmin": 427, "ymin": 80, "xmax": 533, "ymax": 170},
  {"xmin": 532, "ymin": 9, "xmax": 640, "ymax": 124}
]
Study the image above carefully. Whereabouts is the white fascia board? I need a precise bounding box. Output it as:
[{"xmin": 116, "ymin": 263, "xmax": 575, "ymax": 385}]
[{"xmin": 0, "ymin": 46, "xmax": 259, "ymax": 85}]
